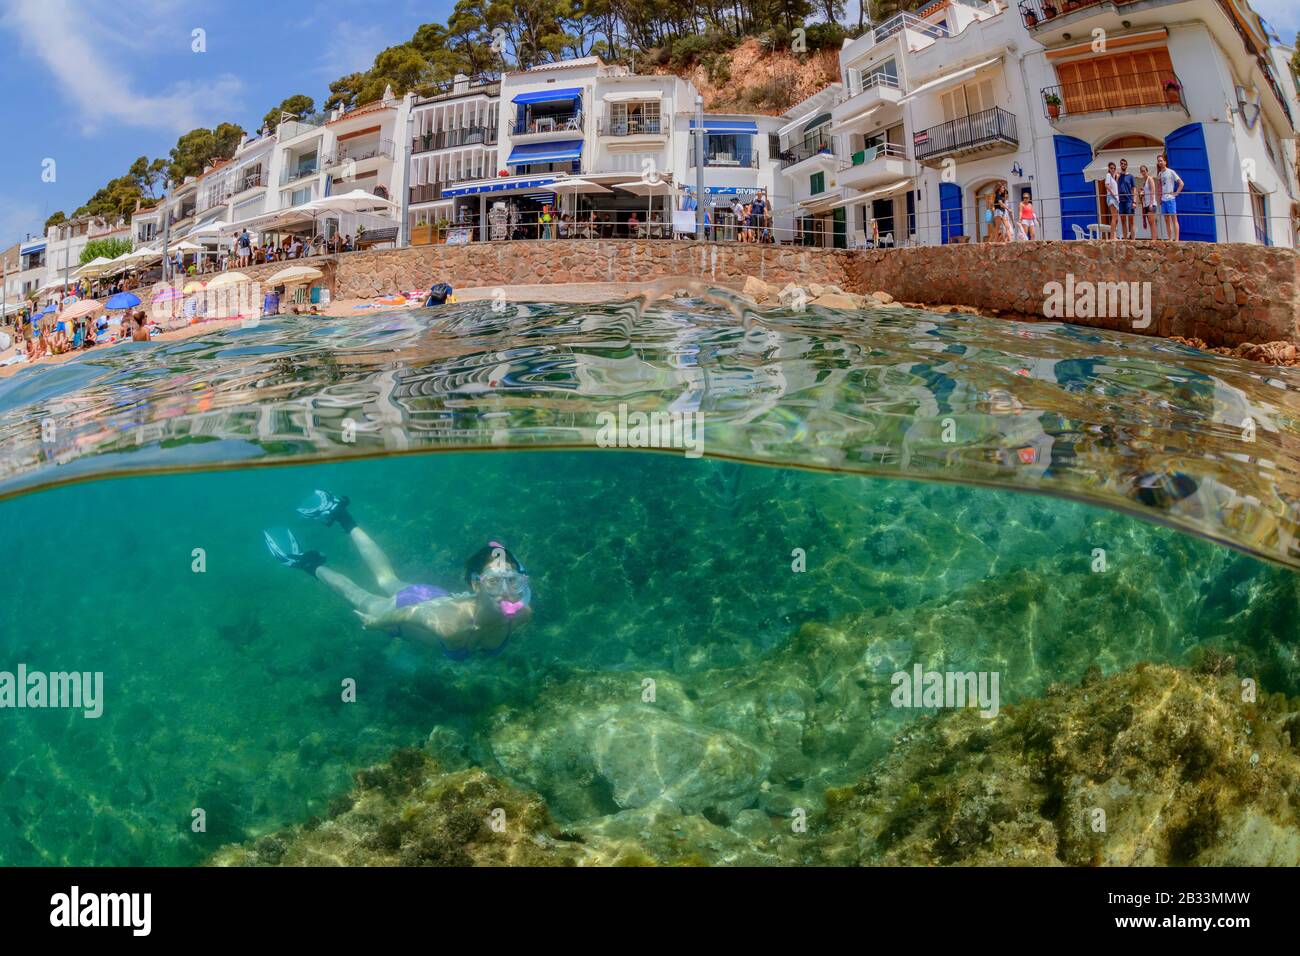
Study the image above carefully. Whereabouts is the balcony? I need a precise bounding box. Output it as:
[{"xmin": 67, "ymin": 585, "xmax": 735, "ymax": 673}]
[
  {"xmin": 323, "ymin": 139, "xmax": 396, "ymax": 170},
  {"xmin": 233, "ymin": 171, "xmax": 265, "ymax": 194},
  {"xmin": 409, "ymin": 183, "xmax": 448, "ymax": 204},
  {"xmin": 411, "ymin": 126, "xmax": 498, "ymax": 153},
  {"xmin": 511, "ymin": 110, "xmax": 583, "ymax": 139},
  {"xmin": 872, "ymin": 11, "xmax": 950, "ymax": 44},
  {"xmin": 690, "ymin": 147, "xmax": 759, "ymax": 169},
  {"xmin": 838, "ymin": 142, "xmax": 911, "ymax": 190},
  {"xmin": 913, "ymin": 107, "xmax": 1018, "ymax": 166},
  {"xmin": 280, "ymin": 163, "xmax": 319, "ymax": 186},
  {"xmin": 780, "ymin": 134, "xmax": 837, "ymax": 169},
  {"xmin": 1042, "ymin": 70, "xmax": 1186, "ymax": 121},
  {"xmin": 596, "ymin": 115, "xmax": 666, "ymax": 137},
  {"xmin": 831, "ymin": 72, "xmax": 903, "ymax": 132}
]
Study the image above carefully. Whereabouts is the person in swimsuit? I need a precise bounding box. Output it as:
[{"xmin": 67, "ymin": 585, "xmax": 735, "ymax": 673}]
[{"xmin": 263, "ymin": 491, "xmax": 532, "ymax": 659}]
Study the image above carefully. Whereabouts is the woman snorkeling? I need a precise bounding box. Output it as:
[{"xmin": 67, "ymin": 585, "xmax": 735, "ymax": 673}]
[{"xmin": 263, "ymin": 491, "xmax": 532, "ymax": 659}]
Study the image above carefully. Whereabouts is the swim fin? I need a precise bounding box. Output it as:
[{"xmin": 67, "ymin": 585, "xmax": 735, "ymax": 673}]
[
  {"xmin": 297, "ymin": 489, "xmax": 357, "ymax": 531},
  {"xmin": 263, "ymin": 529, "xmax": 326, "ymax": 574}
]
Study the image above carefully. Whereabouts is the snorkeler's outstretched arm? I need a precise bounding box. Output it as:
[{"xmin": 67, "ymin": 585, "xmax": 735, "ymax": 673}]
[{"xmin": 354, "ymin": 598, "xmax": 467, "ymax": 641}]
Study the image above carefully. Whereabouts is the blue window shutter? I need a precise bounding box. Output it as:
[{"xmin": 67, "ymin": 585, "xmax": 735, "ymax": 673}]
[
  {"xmin": 1163, "ymin": 123, "xmax": 1216, "ymax": 242},
  {"xmin": 1053, "ymin": 134, "xmax": 1093, "ymax": 240}
]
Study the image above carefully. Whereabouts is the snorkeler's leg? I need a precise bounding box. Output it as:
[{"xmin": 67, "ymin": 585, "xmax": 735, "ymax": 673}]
[
  {"xmin": 347, "ymin": 527, "xmax": 409, "ymax": 596},
  {"xmin": 314, "ymin": 566, "xmax": 391, "ymax": 616}
]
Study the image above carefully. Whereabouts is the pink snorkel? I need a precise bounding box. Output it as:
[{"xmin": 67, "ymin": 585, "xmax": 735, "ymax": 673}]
[{"xmin": 486, "ymin": 541, "xmax": 528, "ymax": 617}]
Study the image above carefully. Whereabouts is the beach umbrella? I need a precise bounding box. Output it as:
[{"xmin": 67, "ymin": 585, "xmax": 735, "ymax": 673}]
[
  {"xmin": 266, "ymin": 265, "xmax": 323, "ymax": 286},
  {"xmin": 75, "ymin": 256, "xmax": 114, "ymax": 278},
  {"xmin": 59, "ymin": 299, "xmax": 104, "ymax": 321},
  {"xmin": 308, "ymin": 189, "xmax": 398, "ymax": 214},
  {"xmin": 206, "ymin": 272, "xmax": 251, "ymax": 289},
  {"xmin": 105, "ymin": 292, "xmax": 141, "ymax": 311},
  {"xmin": 550, "ymin": 177, "xmax": 612, "ymax": 218},
  {"xmin": 167, "ymin": 240, "xmax": 203, "ymax": 252},
  {"xmin": 183, "ymin": 280, "xmax": 206, "ymax": 293}
]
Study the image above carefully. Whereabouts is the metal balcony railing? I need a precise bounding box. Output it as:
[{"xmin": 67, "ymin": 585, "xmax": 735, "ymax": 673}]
[
  {"xmin": 913, "ymin": 107, "xmax": 1018, "ymax": 162},
  {"xmin": 837, "ymin": 71, "xmax": 902, "ymax": 104},
  {"xmin": 323, "ymin": 139, "xmax": 396, "ymax": 169},
  {"xmin": 411, "ymin": 126, "xmax": 498, "ymax": 153},
  {"xmin": 234, "ymin": 171, "xmax": 265, "ymax": 193},
  {"xmin": 841, "ymin": 142, "xmax": 908, "ymax": 169},
  {"xmin": 597, "ymin": 115, "xmax": 664, "ymax": 136},
  {"xmin": 1042, "ymin": 70, "xmax": 1185, "ymax": 118},
  {"xmin": 872, "ymin": 12, "xmax": 949, "ymax": 44},
  {"xmin": 511, "ymin": 111, "xmax": 582, "ymax": 135},
  {"xmin": 780, "ymin": 133, "xmax": 836, "ymax": 167},
  {"xmin": 279, "ymin": 164, "xmax": 319, "ymax": 186}
]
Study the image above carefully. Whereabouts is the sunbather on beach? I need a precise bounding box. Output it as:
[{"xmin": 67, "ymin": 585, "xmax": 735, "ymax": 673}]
[{"xmin": 263, "ymin": 491, "xmax": 532, "ymax": 659}]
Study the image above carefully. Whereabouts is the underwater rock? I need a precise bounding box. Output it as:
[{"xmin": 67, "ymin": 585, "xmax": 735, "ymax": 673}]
[
  {"xmin": 208, "ymin": 748, "xmax": 597, "ymax": 866},
  {"xmin": 812, "ymin": 664, "xmax": 1300, "ymax": 866}
]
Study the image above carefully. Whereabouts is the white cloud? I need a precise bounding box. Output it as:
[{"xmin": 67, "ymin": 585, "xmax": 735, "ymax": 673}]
[
  {"xmin": 1250, "ymin": 0, "xmax": 1299, "ymax": 39},
  {"xmin": 3, "ymin": 0, "xmax": 244, "ymax": 135},
  {"xmin": 315, "ymin": 20, "xmax": 387, "ymax": 78}
]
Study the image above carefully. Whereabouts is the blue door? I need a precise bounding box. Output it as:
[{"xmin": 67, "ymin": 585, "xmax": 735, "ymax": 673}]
[
  {"xmin": 1053, "ymin": 134, "xmax": 1093, "ymax": 240},
  {"xmin": 1163, "ymin": 123, "xmax": 1216, "ymax": 242},
  {"xmin": 939, "ymin": 183, "xmax": 963, "ymax": 243}
]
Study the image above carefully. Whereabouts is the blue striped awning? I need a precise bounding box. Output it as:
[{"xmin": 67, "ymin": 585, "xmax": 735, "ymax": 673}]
[
  {"xmin": 512, "ymin": 87, "xmax": 583, "ymax": 105},
  {"xmin": 690, "ymin": 120, "xmax": 759, "ymax": 133},
  {"xmin": 442, "ymin": 177, "xmax": 558, "ymax": 198},
  {"xmin": 506, "ymin": 140, "xmax": 584, "ymax": 165},
  {"xmin": 20, "ymin": 241, "xmax": 46, "ymax": 255}
]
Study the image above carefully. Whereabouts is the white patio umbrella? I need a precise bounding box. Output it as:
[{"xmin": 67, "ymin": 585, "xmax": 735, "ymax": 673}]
[
  {"xmin": 612, "ymin": 180, "xmax": 678, "ymax": 234},
  {"xmin": 549, "ymin": 178, "xmax": 612, "ymax": 220},
  {"xmin": 308, "ymin": 189, "xmax": 399, "ymax": 214},
  {"xmin": 75, "ymin": 256, "xmax": 114, "ymax": 278},
  {"xmin": 166, "ymin": 240, "xmax": 204, "ymax": 253}
]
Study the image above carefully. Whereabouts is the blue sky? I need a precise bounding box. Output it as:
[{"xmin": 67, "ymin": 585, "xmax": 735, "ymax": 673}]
[
  {"xmin": 0, "ymin": 0, "xmax": 456, "ymax": 245},
  {"xmin": 0, "ymin": 0, "xmax": 1295, "ymax": 247}
]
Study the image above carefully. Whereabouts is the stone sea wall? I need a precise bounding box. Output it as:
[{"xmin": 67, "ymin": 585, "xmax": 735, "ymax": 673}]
[
  {"xmin": 242, "ymin": 239, "xmax": 1295, "ymax": 348},
  {"xmin": 849, "ymin": 240, "xmax": 1299, "ymax": 348},
  {"xmin": 327, "ymin": 239, "xmax": 856, "ymax": 298}
]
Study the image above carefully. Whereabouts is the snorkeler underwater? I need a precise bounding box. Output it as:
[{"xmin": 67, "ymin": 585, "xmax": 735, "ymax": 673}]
[{"xmin": 1, "ymin": 0, "xmax": 1299, "ymax": 938}]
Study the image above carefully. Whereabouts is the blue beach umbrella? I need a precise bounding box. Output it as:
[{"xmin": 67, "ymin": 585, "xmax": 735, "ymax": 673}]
[{"xmin": 105, "ymin": 292, "xmax": 142, "ymax": 311}]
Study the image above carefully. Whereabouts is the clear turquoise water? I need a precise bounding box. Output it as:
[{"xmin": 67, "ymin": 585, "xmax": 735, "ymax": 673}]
[{"xmin": 0, "ymin": 297, "xmax": 1297, "ymax": 865}]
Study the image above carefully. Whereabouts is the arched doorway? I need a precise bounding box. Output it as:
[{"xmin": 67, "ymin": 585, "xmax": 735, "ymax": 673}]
[
  {"xmin": 1094, "ymin": 134, "xmax": 1163, "ymax": 239},
  {"xmin": 971, "ymin": 178, "xmax": 1008, "ymax": 241}
]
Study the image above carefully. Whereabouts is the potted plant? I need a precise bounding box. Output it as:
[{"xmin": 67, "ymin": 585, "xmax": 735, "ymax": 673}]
[
  {"xmin": 1044, "ymin": 92, "xmax": 1062, "ymax": 119},
  {"xmin": 434, "ymin": 217, "xmax": 452, "ymax": 244},
  {"xmin": 1164, "ymin": 79, "xmax": 1182, "ymax": 104},
  {"xmin": 1022, "ymin": 6, "xmax": 1038, "ymax": 27},
  {"xmin": 421, "ymin": 130, "xmax": 433, "ymax": 150},
  {"xmin": 1042, "ymin": 1, "xmax": 1058, "ymax": 17}
]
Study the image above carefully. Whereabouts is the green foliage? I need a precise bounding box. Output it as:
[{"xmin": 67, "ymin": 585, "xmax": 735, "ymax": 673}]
[
  {"xmin": 167, "ymin": 123, "xmax": 245, "ymax": 184},
  {"xmin": 80, "ymin": 238, "xmax": 132, "ymax": 265},
  {"xmin": 261, "ymin": 94, "xmax": 316, "ymax": 131},
  {"xmin": 44, "ymin": 211, "xmax": 67, "ymax": 232},
  {"xmin": 129, "ymin": 156, "xmax": 168, "ymax": 198}
]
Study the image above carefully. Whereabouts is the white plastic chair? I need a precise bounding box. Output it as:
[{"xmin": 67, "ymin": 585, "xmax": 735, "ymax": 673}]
[{"xmin": 1071, "ymin": 224, "xmax": 1088, "ymax": 240}]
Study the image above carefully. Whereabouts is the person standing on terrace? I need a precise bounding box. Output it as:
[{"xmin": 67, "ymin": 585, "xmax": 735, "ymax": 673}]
[
  {"xmin": 1103, "ymin": 162, "xmax": 1120, "ymax": 239},
  {"xmin": 1116, "ymin": 158, "xmax": 1137, "ymax": 239},
  {"xmin": 1155, "ymin": 154, "xmax": 1184, "ymax": 241}
]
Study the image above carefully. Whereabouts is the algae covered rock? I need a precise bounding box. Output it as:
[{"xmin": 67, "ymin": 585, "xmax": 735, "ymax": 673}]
[
  {"xmin": 812, "ymin": 664, "xmax": 1300, "ymax": 866},
  {"xmin": 208, "ymin": 747, "xmax": 593, "ymax": 866}
]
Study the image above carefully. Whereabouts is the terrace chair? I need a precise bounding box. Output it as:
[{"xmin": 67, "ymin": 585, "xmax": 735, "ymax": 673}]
[
  {"xmin": 1071, "ymin": 224, "xmax": 1088, "ymax": 240},
  {"xmin": 565, "ymin": 113, "xmax": 583, "ymax": 131},
  {"xmin": 882, "ymin": 232, "xmax": 894, "ymax": 247}
]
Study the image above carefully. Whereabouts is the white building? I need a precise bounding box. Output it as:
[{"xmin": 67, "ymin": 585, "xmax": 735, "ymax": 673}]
[
  {"xmin": 819, "ymin": 0, "xmax": 1298, "ymax": 247},
  {"xmin": 407, "ymin": 74, "xmax": 501, "ymax": 234},
  {"xmin": 433, "ymin": 57, "xmax": 788, "ymax": 237}
]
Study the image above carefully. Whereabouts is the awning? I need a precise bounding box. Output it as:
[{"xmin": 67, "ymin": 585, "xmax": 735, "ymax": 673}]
[
  {"xmin": 20, "ymin": 241, "xmax": 45, "ymax": 255},
  {"xmin": 1046, "ymin": 28, "xmax": 1168, "ymax": 60},
  {"xmin": 690, "ymin": 120, "xmax": 759, "ymax": 133},
  {"xmin": 442, "ymin": 176, "xmax": 559, "ymax": 198},
  {"xmin": 826, "ymin": 179, "xmax": 914, "ymax": 210},
  {"xmin": 832, "ymin": 103, "xmax": 881, "ymax": 131},
  {"xmin": 512, "ymin": 87, "xmax": 583, "ymax": 105},
  {"xmin": 603, "ymin": 90, "xmax": 663, "ymax": 103},
  {"xmin": 898, "ymin": 55, "xmax": 1003, "ymax": 105},
  {"xmin": 506, "ymin": 140, "xmax": 584, "ymax": 165},
  {"xmin": 1083, "ymin": 149, "xmax": 1163, "ymax": 182}
]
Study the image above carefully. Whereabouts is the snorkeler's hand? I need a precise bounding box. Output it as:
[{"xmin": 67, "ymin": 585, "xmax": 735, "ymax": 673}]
[{"xmin": 353, "ymin": 609, "xmax": 385, "ymax": 630}]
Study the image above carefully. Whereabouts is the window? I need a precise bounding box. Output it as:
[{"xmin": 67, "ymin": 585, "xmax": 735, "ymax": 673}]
[
  {"xmin": 810, "ymin": 171, "xmax": 826, "ymax": 194},
  {"xmin": 864, "ymin": 59, "xmax": 898, "ymax": 87},
  {"xmin": 1053, "ymin": 50, "xmax": 1175, "ymax": 114},
  {"xmin": 1250, "ymin": 185, "xmax": 1269, "ymax": 245},
  {"xmin": 290, "ymin": 186, "xmax": 313, "ymax": 207},
  {"xmin": 940, "ymin": 79, "xmax": 996, "ymax": 121},
  {"xmin": 609, "ymin": 99, "xmax": 661, "ymax": 134}
]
